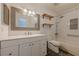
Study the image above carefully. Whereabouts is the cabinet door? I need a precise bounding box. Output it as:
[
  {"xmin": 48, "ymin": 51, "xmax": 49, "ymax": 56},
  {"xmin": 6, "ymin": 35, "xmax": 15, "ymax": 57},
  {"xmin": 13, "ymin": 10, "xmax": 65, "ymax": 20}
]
[
  {"xmin": 40, "ymin": 40, "xmax": 47, "ymax": 56},
  {"xmin": 1, "ymin": 46, "xmax": 18, "ymax": 56},
  {"xmin": 20, "ymin": 43, "xmax": 31, "ymax": 56},
  {"xmin": 31, "ymin": 41, "xmax": 41, "ymax": 56}
]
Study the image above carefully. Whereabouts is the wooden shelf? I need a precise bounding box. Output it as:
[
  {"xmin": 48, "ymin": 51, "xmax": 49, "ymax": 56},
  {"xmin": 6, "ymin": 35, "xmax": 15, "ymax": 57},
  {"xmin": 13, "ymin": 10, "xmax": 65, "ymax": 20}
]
[
  {"xmin": 42, "ymin": 23, "xmax": 53, "ymax": 28},
  {"xmin": 42, "ymin": 13, "xmax": 54, "ymax": 28},
  {"xmin": 42, "ymin": 13, "xmax": 54, "ymax": 20}
]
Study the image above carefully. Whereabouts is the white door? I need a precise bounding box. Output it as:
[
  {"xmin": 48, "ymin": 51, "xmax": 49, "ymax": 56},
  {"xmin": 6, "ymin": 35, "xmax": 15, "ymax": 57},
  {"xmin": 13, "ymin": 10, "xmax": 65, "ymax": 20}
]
[
  {"xmin": 20, "ymin": 43, "xmax": 31, "ymax": 56},
  {"xmin": 1, "ymin": 46, "xmax": 18, "ymax": 56},
  {"xmin": 31, "ymin": 41, "xmax": 41, "ymax": 56}
]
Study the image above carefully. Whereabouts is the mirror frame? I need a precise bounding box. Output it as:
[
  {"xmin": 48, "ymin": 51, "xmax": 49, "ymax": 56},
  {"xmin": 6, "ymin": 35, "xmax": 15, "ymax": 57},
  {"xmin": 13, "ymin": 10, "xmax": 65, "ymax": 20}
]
[
  {"xmin": 11, "ymin": 7, "xmax": 40, "ymax": 31},
  {"xmin": 3, "ymin": 4, "xmax": 9, "ymax": 25}
]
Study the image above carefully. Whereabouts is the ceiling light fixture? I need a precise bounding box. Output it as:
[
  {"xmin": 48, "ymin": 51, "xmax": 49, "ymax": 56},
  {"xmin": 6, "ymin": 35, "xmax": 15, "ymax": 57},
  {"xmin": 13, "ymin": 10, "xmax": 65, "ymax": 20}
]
[
  {"xmin": 32, "ymin": 11, "xmax": 36, "ymax": 15},
  {"xmin": 23, "ymin": 9, "xmax": 27, "ymax": 13}
]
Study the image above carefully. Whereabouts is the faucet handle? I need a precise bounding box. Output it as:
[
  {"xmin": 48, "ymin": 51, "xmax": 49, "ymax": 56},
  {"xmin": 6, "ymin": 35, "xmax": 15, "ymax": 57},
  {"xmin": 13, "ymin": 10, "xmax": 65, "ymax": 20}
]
[
  {"xmin": 28, "ymin": 32, "xmax": 29, "ymax": 35},
  {"xmin": 25, "ymin": 32, "xmax": 27, "ymax": 35},
  {"xmin": 28, "ymin": 32, "xmax": 32, "ymax": 35}
]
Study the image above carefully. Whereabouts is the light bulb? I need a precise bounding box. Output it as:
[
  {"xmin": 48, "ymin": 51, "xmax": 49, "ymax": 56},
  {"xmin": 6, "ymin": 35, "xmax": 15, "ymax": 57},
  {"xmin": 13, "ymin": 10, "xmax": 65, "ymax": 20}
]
[
  {"xmin": 22, "ymin": 9, "xmax": 28, "ymax": 15},
  {"xmin": 28, "ymin": 10, "xmax": 32, "ymax": 14},
  {"xmin": 23, "ymin": 9, "xmax": 27, "ymax": 13},
  {"xmin": 32, "ymin": 11, "xmax": 35, "ymax": 15}
]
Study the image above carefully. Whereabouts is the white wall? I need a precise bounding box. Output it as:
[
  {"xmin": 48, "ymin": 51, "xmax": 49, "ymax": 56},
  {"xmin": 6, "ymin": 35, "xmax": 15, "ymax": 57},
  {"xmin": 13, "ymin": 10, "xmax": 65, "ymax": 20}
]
[
  {"xmin": 0, "ymin": 4, "xmax": 1, "ymax": 25},
  {"xmin": 57, "ymin": 9, "xmax": 79, "ymax": 55}
]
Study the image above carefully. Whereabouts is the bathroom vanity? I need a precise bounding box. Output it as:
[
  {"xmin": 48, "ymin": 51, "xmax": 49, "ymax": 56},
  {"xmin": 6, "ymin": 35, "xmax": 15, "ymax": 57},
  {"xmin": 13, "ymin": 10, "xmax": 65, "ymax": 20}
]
[{"xmin": 0, "ymin": 34, "xmax": 47, "ymax": 56}]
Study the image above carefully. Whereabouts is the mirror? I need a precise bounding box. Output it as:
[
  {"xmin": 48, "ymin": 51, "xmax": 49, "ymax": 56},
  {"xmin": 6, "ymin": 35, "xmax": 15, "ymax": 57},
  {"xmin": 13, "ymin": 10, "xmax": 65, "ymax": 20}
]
[{"xmin": 11, "ymin": 7, "xmax": 40, "ymax": 30}]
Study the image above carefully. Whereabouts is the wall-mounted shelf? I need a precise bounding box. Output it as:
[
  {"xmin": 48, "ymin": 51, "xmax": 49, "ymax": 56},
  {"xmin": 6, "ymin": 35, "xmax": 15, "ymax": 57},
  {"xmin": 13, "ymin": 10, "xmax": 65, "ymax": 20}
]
[
  {"xmin": 42, "ymin": 13, "xmax": 54, "ymax": 20},
  {"xmin": 42, "ymin": 23, "xmax": 53, "ymax": 28},
  {"xmin": 42, "ymin": 13, "xmax": 54, "ymax": 28}
]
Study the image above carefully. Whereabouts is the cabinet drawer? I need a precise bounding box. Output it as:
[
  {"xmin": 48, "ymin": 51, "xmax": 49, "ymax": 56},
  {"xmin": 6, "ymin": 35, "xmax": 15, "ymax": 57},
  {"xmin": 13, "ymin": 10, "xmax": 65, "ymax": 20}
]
[
  {"xmin": 1, "ymin": 46, "xmax": 18, "ymax": 56},
  {"xmin": 31, "ymin": 41, "xmax": 40, "ymax": 46},
  {"xmin": 1, "ymin": 40, "xmax": 19, "ymax": 48},
  {"xmin": 29, "ymin": 36, "xmax": 47, "ymax": 42},
  {"xmin": 1, "ymin": 38, "xmax": 29, "ymax": 48}
]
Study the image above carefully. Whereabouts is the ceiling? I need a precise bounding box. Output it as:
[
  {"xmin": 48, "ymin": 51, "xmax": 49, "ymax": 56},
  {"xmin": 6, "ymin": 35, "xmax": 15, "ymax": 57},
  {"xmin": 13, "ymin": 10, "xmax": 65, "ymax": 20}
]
[
  {"xmin": 48, "ymin": 3, "xmax": 79, "ymax": 15},
  {"xmin": 6, "ymin": 3, "xmax": 79, "ymax": 15}
]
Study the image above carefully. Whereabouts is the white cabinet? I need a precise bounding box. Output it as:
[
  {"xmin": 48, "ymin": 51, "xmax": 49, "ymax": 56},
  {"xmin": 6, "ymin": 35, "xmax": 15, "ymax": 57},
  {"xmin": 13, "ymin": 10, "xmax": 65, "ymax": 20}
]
[
  {"xmin": 19, "ymin": 40, "xmax": 47, "ymax": 56},
  {"xmin": 20, "ymin": 41, "xmax": 41, "ymax": 56},
  {"xmin": 20, "ymin": 43, "xmax": 31, "ymax": 56},
  {"xmin": 0, "ymin": 35, "xmax": 47, "ymax": 56},
  {"xmin": 1, "ymin": 46, "xmax": 18, "ymax": 56},
  {"xmin": 31, "ymin": 41, "xmax": 40, "ymax": 56}
]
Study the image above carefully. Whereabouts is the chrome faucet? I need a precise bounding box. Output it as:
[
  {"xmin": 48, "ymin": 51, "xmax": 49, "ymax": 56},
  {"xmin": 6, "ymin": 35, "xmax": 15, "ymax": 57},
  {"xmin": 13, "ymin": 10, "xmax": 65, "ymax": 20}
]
[
  {"xmin": 25, "ymin": 32, "xmax": 32, "ymax": 35},
  {"xmin": 28, "ymin": 32, "xmax": 32, "ymax": 35}
]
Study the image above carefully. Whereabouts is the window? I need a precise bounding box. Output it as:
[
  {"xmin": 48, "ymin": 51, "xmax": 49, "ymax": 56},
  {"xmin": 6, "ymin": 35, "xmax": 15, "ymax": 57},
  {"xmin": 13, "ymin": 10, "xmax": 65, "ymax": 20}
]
[{"xmin": 70, "ymin": 18, "xmax": 78, "ymax": 30}]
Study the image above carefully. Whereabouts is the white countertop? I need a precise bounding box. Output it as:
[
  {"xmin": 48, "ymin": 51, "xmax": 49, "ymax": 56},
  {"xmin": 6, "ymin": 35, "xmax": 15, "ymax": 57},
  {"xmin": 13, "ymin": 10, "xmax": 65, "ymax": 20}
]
[{"xmin": 0, "ymin": 34, "xmax": 45, "ymax": 41}]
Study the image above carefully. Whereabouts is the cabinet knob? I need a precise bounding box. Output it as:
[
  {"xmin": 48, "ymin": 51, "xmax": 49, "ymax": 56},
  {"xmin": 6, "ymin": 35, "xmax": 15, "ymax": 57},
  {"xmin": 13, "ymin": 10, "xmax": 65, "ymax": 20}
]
[
  {"xmin": 9, "ymin": 53, "xmax": 12, "ymax": 56},
  {"xmin": 29, "ymin": 44, "xmax": 31, "ymax": 46},
  {"xmin": 32, "ymin": 43, "xmax": 34, "ymax": 45}
]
